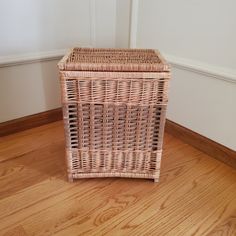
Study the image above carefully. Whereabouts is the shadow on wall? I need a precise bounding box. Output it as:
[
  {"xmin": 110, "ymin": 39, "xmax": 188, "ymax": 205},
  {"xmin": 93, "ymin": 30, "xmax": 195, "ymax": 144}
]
[
  {"xmin": 35, "ymin": 1, "xmax": 65, "ymax": 110},
  {"xmin": 40, "ymin": 60, "xmax": 61, "ymax": 110}
]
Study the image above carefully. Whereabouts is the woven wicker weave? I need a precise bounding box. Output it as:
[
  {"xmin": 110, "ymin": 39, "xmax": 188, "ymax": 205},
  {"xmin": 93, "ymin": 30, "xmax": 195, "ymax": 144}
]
[{"xmin": 58, "ymin": 48, "xmax": 171, "ymax": 182}]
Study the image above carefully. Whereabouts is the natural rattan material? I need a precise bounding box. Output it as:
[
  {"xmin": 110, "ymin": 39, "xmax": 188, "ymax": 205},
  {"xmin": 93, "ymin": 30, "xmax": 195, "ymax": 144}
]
[
  {"xmin": 58, "ymin": 48, "xmax": 170, "ymax": 72},
  {"xmin": 58, "ymin": 47, "xmax": 171, "ymax": 182}
]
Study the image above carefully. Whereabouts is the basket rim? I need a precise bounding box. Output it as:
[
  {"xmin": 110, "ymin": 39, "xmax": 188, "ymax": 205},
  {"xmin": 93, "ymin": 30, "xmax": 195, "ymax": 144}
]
[{"xmin": 58, "ymin": 47, "xmax": 170, "ymax": 72}]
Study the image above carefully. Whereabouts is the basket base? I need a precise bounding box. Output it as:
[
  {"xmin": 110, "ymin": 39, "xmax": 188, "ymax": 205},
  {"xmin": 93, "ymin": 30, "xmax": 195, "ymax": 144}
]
[{"xmin": 68, "ymin": 171, "xmax": 160, "ymax": 183}]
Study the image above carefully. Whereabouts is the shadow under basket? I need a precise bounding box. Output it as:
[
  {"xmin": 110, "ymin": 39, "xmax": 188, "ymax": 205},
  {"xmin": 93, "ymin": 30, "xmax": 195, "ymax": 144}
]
[{"xmin": 58, "ymin": 47, "xmax": 171, "ymax": 182}]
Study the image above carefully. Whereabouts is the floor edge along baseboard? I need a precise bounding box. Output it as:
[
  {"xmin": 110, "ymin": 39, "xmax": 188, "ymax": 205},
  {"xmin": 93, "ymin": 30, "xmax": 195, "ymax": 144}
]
[
  {"xmin": 165, "ymin": 120, "xmax": 236, "ymax": 169},
  {"xmin": 0, "ymin": 108, "xmax": 62, "ymax": 137},
  {"xmin": 1, "ymin": 108, "xmax": 235, "ymax": 169}
]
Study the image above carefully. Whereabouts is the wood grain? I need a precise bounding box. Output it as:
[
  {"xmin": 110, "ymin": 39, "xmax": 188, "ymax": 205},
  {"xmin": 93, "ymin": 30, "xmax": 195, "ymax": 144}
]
[
  {"xmin": 0, "ymin": 108, "xmax": 62, "ymax": 137},
  {"xmin": 165, "ymin": 119, "xmax": 236, "ymax": 169},
  {"xmin": 206, "ymin": 211, "xmax": 236, "ymax": 236},
  {"xmin": 3, "ymin": 226, "xmax": 28, "ymax": 236},
  {"xmin": 0, "ymin": 121, "xmax": 236, "ymax": 235}
]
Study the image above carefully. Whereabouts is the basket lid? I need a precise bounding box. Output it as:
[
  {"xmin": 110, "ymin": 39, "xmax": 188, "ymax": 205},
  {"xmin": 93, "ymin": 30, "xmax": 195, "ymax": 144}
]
[{"xmin": 58, "ymin": 48, "xmax": 170, "ymax": 72}]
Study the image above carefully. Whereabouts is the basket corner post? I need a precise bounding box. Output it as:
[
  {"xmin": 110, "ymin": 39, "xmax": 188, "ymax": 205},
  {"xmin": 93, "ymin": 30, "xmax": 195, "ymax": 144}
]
[
  {"xmin": 65, "ymin": 149, "xmax": 74, "ymax": 183},
  {"xmin": 153, "ymin": 177, "xmax": 159, "ymax": 183},
  {"xmin": 67, "ymin": 173, "xmax": 74, "ymax": 183}
]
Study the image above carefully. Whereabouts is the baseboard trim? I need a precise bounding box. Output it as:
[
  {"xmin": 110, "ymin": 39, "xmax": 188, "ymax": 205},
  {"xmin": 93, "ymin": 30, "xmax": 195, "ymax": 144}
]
[
  {"xmin": 1, "ymin": 109, "xmax": 235, "ymax": 169},
  {"xmin": 165, "ymin": 119, "xmax": 236, "ymax": 169},
  {"xmin": 0, "ymin": 108, "xmax": 62, "ymax": 137}
]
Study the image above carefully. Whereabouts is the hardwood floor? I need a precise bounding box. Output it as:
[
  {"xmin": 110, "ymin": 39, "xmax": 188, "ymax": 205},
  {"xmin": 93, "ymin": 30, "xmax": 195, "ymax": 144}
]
[{"xmin": 0, "ymin": 121, "xmax": 236, "ymax": 236}]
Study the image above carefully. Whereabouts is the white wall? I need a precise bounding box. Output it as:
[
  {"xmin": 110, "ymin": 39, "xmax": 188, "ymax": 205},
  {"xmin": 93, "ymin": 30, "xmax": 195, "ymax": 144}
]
[
  {"xmin": 0, "ymin": 0, "xmax": 116, "ymax": 122},
  {"xmin": 94, "ymin": 0, "xmax": 116, "ymax": 48},
  {"xmin": 168, "ymin": 68, "xmax": 236, "ymax": 151},
  {"xmin": 0, "ymin": 60, "xmax": 60, "ymax": 122},
  {"xmin": 135, "ymin": 0, "xmax": 236, "ymax": 150},
  {"xmin": 137, "ymin": 0, "xmax": 236, "ymax": 70},
  {"xmin": 115, "ymin": 0, "xmax": 131, "ymax": 48},
  {"xmin": 0, "ymin": 0, "xmax": 91, "ymax": 56}
]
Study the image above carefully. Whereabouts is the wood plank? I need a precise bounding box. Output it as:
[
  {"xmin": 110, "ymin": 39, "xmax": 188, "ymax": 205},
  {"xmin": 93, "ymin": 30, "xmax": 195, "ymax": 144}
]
[
  {"xmin": 0, "ymin": 121, "xmax": 64, "ymax": 163},
  {"xmin": 165, "ymin": 119, "xmax": 236, "ymax": 169},
  {"xmin": 0, "ymin": 122, "xmax": 236, "ymax": 235},
  {"xmin": 206, "ymin": 211, "xmax": 236, "ymax": 236},
  {"xmin": 69, "ymin": 164, "xmax": 236, "ymax": 236},
  {"xmin": 0, "ymin": 142, "xmax": 65, "ymax": 199},
  {"xmin": 3, "ymin": 226, "xmax": 28, "ymax": 236}
]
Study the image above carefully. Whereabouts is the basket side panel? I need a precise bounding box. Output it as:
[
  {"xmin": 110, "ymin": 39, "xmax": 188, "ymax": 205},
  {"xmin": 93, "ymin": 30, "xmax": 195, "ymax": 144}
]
[{"xmin": 60, "ymin": 72, "xmax": 170, "ymax": 179}]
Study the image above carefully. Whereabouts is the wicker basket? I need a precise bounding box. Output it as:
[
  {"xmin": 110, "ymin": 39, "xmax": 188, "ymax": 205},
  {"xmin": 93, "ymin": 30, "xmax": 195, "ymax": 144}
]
[{"xmin": 58, "ymin": 48, "xmax": 171, "ymax": 182}]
